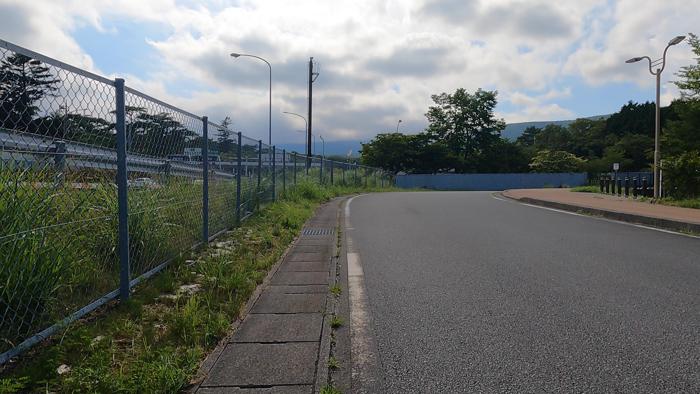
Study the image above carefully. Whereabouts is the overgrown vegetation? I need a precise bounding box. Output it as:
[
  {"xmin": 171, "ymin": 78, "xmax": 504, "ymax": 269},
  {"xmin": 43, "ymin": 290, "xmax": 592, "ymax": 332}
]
[{"xmin": 0, "ymin": 179, "xmax": 391, "ymax": 393}]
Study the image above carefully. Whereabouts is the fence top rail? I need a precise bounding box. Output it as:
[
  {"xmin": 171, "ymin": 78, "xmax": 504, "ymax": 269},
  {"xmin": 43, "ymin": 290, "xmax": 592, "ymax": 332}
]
[
  {"xmin": 0, "ymin": 38, "xmax": 115, "ymax": 87},
  {"xmin": 123, "ymin": 86, "xmax": 202, "ymax": 121},
  {"xmin": 207, "ymin": 121, "xmax": 232, "ymax": 132}
]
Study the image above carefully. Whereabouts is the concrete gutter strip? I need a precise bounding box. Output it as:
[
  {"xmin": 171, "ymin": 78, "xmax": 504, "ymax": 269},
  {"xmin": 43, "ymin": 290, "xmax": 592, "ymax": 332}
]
[
  {"xmin": 502, "ymin": 193, "xmax": 700, "ymax": 234},
  {"xmin": 186, "ymin": 198, "xmax": 345, "ymax": 393}
]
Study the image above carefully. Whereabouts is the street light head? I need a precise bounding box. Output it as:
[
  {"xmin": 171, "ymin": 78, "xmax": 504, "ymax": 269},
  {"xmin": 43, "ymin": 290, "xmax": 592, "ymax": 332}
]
[
  {"xmin": 668, "ymin": 35, "xmax": 686, "ymax": 46},
  {"xmin": 625, "ymin": 57, "xmax": 643, "ymax": 64},
  {"xmin": 230, "ymin": 53, "xmax": 241, "ymax": 58}
]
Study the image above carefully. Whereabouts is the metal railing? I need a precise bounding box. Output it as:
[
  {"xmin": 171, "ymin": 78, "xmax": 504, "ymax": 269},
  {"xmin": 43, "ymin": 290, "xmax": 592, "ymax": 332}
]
[{"xmin": 0, "ymin": 38, "xmax": 390, "ymax": 364}]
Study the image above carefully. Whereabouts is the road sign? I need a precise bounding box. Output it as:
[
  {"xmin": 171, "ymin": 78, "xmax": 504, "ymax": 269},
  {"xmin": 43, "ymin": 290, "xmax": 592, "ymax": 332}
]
[{"xmin": 613, "ymin": 163, "xmax": 619, "ymax": 171}]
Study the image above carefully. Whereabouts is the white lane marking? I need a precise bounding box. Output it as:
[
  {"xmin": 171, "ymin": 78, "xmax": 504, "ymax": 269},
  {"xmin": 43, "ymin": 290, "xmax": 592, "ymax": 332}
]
[
  {"xmin": 348, "ymin": 252, "xmax": 363, "ymax": 276},
  {"xmin": 492, "ymin": 193, "xmax": 700, "ymax": 239},
  {"xmin": 345, "ymin": 195, "xmax": 382, "ymax": 392}
]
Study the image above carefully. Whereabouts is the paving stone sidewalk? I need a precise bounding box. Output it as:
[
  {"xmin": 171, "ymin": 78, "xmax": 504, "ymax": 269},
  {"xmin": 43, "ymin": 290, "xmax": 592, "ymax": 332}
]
[
  {"xmin": 195, "ymin": 199, "xmax": 341, "ymax": 393},
  {"xmin": 503, "ymin": 188, "xmax": 700, "ymax": 232}
]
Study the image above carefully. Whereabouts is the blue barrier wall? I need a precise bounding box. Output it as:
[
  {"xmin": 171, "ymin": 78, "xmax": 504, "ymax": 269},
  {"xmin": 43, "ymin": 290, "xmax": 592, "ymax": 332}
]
[{"xmin": 395, "ymin": 173, "xmax": 588, "ymax": 191}]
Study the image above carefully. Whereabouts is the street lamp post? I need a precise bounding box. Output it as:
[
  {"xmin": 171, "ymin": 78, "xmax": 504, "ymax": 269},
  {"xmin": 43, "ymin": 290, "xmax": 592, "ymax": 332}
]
[
  {"xmin": 396, "ymin": 119, "xmax": 402, "ymax": 133},
  {"xmin": 625, "ymin": 35, "xmax": 685, "ymax": 199},
  {"xmin": 230, "ymin": 52, "xmax": 272, "ymax": 146},
  {"xmin": 283, "ymin": 111, "xmax": 308, "ymax": 154},
  {"xmin": 319, "ymin": 135, "xmax": 325, "ymax": 159}
]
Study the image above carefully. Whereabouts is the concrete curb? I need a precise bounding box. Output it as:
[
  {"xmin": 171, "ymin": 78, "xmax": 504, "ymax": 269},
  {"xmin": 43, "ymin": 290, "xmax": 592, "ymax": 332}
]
[
  {"xmin": 500, "ymin": 192, "xmax": 700, "ymax": 234},
  {"xmin": 328, "ymin": 198, "xmax": 352, "ymax": 392},
  {"xmin": 313, "ymin": 197, "xmax": 346, "ymax": 392}
]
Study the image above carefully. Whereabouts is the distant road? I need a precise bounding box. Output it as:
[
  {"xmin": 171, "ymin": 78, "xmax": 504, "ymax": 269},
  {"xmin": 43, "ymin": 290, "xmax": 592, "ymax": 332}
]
[{"xmin": 348, "ymin": 191, "xmax": 700, "ymax": 393}]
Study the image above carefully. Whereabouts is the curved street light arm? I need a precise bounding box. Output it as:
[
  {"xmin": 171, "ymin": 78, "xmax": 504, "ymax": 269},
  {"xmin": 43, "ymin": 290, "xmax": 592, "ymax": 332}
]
[
  {"xmin": 637, "ymin": 56, "xmax": 656, "ymax": 75},
  {"xmin": 231, "ymin": 52, "xmax": 272, "ymax": 145},
  {"xmin": 659, "ymin": 44, "xmax": 673, "ymax": 74},
  {"xmin": 282, "ymin": 111, "xmax": 307, "ymax": 131}
]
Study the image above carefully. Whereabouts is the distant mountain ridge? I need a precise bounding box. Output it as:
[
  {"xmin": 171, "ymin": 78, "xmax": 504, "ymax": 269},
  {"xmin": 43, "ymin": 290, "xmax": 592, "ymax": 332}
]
[
  {"xmin": 278, "ymin": 114, "xmax": 610, "ymax": 156},
  {"xmin": 502, "ymin": 114, "xmax": 610, "ymax": 141}
]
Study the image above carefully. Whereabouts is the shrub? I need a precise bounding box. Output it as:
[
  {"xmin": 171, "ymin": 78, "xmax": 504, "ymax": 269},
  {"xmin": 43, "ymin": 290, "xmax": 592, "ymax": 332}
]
[{"xmin": 663, "ymin": 151, "xmax": 700, "ymax": 198}]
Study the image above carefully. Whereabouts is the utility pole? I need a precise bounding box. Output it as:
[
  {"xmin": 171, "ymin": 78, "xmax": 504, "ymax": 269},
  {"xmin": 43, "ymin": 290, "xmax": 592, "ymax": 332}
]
[{"xmin": 307, "ymin": 57, "xmax": 319, "ymax": 168}]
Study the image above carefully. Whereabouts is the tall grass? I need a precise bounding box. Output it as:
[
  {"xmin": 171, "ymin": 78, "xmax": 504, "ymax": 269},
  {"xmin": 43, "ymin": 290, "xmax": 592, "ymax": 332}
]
[
  {"xmin": 0, "ymin": 168, "xmax": 75, "ymax": 346},
  {"xmin": 0, "ymin": 167, "xmax": 209, "ymax": 354}
]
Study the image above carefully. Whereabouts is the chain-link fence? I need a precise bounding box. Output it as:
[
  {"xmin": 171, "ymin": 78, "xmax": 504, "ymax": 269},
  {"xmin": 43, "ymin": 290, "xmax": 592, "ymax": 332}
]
[{"xmin": 0, "ymin": 38, "xmax": 391, "ymax": 364}]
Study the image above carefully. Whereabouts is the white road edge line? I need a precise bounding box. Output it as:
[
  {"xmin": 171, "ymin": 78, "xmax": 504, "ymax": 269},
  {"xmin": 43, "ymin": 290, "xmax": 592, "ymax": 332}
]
[
  {"xmin": 345, "ymin": 195, "xmax": 382, "ymax": 393},
  {"xmin": 492, "ymin": 193, "xmax": 700, "ymax": 239}
]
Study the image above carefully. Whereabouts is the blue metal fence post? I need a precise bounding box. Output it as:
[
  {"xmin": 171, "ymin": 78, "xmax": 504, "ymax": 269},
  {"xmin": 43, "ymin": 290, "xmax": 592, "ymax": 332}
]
[
  {"xmin": 236, "ymin": 132, "xmax": 242, "ymax": 225},
  {"xmin": 202, "ymin": 116, "xmax": 209, "ymax": 243},
  {"xmin": 330, "ymin": 160, "xmax": 334, "ymax": 185},
  {"xmin": 272, "ymin": 146, "xmax": 276, "ymax": 201},
  {"xmin": 257, "ymin": 140, "xmax": 262, "ymax": 192},
  {"xmin": 282, "ymin": 149, "xmax": 286, "ymax": 194},
  {"xmin": 293, "ymin": 152, "xmax": 297, "ymax": 186},
  {"xmin": 114, "ymin": 78, "xmax": 130, "ymax": 301},
  {"xmin": 320, "ymin": 158, "xmax": 323, "ymax": 184}
]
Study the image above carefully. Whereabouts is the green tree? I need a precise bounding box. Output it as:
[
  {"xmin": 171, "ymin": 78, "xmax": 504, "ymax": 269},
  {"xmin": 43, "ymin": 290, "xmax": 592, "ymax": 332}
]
[
  {"xmin": 534, "ymin": 124, "xmax": 571, "ymax": 152},
  {"xmin": 674, "ymin": 33, "xmax": 700, "ymax": 98},
  {"xmin": 529, "ymin": 150, "xmax": 586, "ymax": 173},
  {"xmin": 120, "ymin": 107, "xmax": 194, "ymax": 157},
  {"xmin": 217, "ymin": 116, "xmax": 234, "ymax": 159},
  {"xmin": 515, "ymin": 126, "xmax": 541, "ymax": 146},
  {"xmin": 360, "ymin": 133, "xmax": 416, "ymax": 173},
  {"xmin": 478, "ymin": 138, "xmax": 531, "ymax": 173},
  {"xmin": 0, "ymin": 54, "xmax": 59, "ymax": 131},
  {"xmin": 425, "ymin": 88, "xmax": 505, "ymax": 172},
  {"xmin": 410, "ymin": 133, "xmax": 456, "ymax": 173}
]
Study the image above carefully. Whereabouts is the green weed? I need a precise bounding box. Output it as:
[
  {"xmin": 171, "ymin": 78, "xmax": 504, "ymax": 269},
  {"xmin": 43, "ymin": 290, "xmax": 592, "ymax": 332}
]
[{"xmin": 330, "ymin": 316, "xmax": 344, "ymax": 329}]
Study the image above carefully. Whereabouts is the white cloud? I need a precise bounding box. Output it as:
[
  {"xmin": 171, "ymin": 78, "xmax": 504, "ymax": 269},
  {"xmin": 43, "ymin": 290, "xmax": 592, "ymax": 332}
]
[
  {"xmin": 501, "ymin": 90, "xmax": 575, "ymax": 123},
  {"xmin": 563, "ymin": 0, "xmax": 699, "ymax": 89},
  {"xmin": 0, "ymin": 0, "xmax": 698, "ymax": 143}
]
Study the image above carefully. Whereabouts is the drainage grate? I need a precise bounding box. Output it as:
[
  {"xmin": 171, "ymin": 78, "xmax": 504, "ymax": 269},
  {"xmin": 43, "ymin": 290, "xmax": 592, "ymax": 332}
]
[{"xmin": 302, "ymin": 228, "xmax": 334, "ymax": 236}]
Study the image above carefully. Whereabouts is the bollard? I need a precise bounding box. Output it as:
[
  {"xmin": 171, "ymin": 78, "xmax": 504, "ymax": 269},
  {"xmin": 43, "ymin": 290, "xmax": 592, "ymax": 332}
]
[
  {"xmin": 611, "ymin": 176, "xmax": 616, "ymax": 194},
  {"xmin": 599, "ymin": 177, "xmax": 604, "ymax": 193},
  {"xmin": 624, "ymin": 177, "xmax": 629, "ymax": 197},
  {"xmin": 642, "ymin": 177, "xmax": 649, "ymax": 197},
  {"xmin": 605, "ymin": 176, "xmax": 610, "ymax": 194},
  {"xmin": 632, "ymin": 177, "xmax": 638, "ymax": 198},
  {"xmin": 617, "ymin": 178, "xmax": 622, "ymax": 196}
]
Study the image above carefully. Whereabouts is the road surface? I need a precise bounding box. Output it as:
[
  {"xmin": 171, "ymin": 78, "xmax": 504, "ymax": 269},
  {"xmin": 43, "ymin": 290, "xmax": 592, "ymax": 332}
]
[{"xmin": 347, "ymin": 191, "xmax": 700, "ymax": 393}]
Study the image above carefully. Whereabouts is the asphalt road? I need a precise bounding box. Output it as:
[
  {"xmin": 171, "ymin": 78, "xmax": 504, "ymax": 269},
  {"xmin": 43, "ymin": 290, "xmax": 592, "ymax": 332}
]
[{"xmin": 348, "ymin": 191, "xmax": 700, "ymax": 393}]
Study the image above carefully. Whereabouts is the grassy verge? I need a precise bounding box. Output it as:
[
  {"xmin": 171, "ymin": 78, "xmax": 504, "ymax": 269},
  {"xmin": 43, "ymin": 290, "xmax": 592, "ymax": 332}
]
[
  {"xmin": 569, "ymin": 185, "xmax": 600, "ymax": 193},
  {"xmin": 0, "ymin": 180, "xmax": 395, "ymax": 393},
  {"xmin": 656, "ymin": 198, "xmax": 700, "ymax": 209}
]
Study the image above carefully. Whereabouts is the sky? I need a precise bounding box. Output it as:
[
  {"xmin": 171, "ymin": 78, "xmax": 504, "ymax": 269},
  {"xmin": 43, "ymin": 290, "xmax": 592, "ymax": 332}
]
[{"xmin": 0, "ymin": 0, "xmax": 698, "ymax": 147}]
